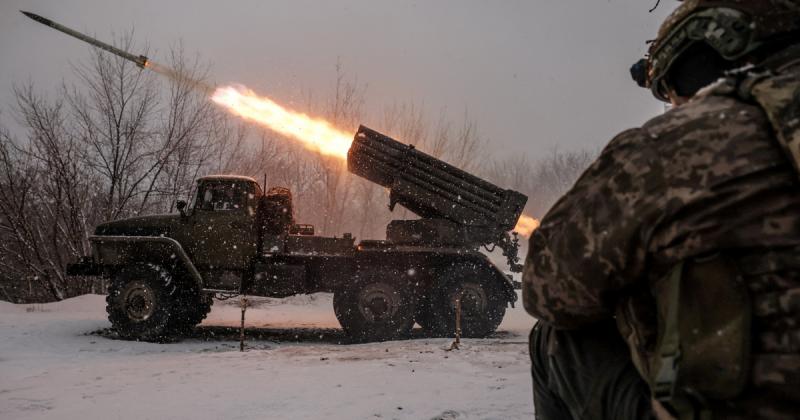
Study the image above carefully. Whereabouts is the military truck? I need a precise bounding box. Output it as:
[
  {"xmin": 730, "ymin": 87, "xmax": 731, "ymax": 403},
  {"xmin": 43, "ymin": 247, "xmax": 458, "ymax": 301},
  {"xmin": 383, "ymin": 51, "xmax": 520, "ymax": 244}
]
[{"xmin": 67, "ymin": 126, "xmax": 528, "ymax": 342}]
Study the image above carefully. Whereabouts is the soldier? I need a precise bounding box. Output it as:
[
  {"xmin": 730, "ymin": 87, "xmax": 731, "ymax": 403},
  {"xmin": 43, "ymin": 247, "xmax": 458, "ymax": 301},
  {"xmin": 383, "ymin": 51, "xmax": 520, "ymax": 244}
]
[{"xmin": 522, "ymin": 1, "xmax": 800, "ymax": 419}]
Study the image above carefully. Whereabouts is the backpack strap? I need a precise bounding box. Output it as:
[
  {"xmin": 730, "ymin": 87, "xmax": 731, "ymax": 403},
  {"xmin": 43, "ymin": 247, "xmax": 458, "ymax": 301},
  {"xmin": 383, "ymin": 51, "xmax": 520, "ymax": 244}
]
[
  {"xmin": 651, "ymin": 262, "xmax": 712, "ymax": 420},
  {"xmin": 651, "ymin": 262, "xmax": 682, "ymax": 405}
]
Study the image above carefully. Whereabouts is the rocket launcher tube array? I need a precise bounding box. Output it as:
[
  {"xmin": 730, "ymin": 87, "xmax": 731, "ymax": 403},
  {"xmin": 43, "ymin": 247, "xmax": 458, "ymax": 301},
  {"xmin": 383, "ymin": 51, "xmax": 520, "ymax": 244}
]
[{"xmin": 347, "ymin": 125, "xmax": 528, "ymax": 233}]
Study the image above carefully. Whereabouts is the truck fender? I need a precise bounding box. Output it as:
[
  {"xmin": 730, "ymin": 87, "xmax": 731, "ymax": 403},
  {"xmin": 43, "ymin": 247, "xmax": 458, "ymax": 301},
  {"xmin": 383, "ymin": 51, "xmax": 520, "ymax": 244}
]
[
  {"xmin": 89, "ymin": 235, "xmax": 204, "ymax": 290},
  {"xmin": 476, "ymin": 259, "xmax": 518, "ymax": 307},
  {"xmin": 439, "ymin": 254, "xmax": 518, "ymax": 307}
]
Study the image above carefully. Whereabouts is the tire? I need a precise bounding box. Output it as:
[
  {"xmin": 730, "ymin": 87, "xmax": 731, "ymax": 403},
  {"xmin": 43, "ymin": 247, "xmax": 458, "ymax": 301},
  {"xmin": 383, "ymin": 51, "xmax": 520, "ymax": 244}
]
[
  {"xmin": 106, "ymin": 264, "xmax": 179, "ymax": 341},
  {"xmin": 168, "ymin": 289, "xmax": 213, "ymax": 334},
  {"xmin": 414, "ymin": 291, "xmax": 437, "ymax": 332},
  {"xmin": 333, "ymin": 270, "xmax": 417, "ymax": 342},
  {"xmin": 427, "ymin": 264, "xmax": 507, "ymax": 338}
]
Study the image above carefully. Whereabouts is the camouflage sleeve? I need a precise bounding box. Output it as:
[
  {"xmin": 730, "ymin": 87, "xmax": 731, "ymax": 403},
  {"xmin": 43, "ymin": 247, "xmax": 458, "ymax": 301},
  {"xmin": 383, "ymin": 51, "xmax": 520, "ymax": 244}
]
[{"xmin": 522, "ymin": 127, "xmax": 662, "ymax": 329}]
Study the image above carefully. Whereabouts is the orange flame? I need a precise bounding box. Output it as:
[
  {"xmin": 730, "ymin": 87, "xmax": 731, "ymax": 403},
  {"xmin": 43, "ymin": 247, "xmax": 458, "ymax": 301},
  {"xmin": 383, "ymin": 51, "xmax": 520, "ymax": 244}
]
[
  {"xmin": 514, "ymin": 214, "xmax": 540, "ymax": 237},
  {"xmin": 211, "ymin": 85, "xmax": 352, "ymax": 159}
]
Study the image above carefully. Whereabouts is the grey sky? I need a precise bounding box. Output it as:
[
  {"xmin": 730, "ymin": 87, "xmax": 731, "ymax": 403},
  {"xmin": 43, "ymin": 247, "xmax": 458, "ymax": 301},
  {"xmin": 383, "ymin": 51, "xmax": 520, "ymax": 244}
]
[{"xmin": 0, "ymin": 0, "xmax": 672, "ymax": 161}]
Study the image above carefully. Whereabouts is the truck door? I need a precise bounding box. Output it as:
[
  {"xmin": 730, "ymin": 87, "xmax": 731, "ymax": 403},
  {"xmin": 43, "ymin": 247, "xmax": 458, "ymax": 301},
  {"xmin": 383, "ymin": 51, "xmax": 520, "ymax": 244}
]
[{"xmin": 188, "ymin": 179, "xmax": 258, "ymax": 270}]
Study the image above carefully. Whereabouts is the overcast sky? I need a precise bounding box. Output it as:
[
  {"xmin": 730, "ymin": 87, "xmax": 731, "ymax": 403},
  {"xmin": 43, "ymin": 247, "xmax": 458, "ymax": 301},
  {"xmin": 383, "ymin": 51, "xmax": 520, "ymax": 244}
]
[{"xmin": 0, "ymin": 0, "xmax": 672, "ymax": 161}]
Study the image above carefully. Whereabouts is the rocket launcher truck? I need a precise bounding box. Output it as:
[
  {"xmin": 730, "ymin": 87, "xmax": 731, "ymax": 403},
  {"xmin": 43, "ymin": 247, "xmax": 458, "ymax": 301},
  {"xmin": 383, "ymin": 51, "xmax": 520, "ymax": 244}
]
[
  {"xmin": 67, "ymin": 126, "xmax": 528, "ymax": 342},
  {"xmin": 22, "ymin": 10, "xmax": 530, "ymax": 341}
]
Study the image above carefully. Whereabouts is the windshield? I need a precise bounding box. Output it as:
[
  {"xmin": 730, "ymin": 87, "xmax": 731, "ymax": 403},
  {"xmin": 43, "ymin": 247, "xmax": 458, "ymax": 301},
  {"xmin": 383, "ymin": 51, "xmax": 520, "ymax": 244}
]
[{"xmin": 194, "ymin": 180, "xmax": 255, "ymax": 212}]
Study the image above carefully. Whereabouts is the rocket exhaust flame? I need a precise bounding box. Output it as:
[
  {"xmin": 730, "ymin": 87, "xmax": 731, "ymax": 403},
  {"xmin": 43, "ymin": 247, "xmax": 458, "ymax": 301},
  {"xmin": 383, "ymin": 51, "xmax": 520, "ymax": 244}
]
[
  {"xmin": 211, "ymin": 85, "xmax": 353, "ymax": 159},
  {"xmin": 514, "ymin": 214, "xmax": 540, "ymax": 237}
]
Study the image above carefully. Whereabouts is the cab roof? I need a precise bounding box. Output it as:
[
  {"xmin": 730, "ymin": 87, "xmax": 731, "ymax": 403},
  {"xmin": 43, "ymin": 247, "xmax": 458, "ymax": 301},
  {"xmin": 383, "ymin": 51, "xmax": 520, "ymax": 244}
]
[{"xmin": 197, "ymin": 175, "xmax": 258, "ymax": 184}]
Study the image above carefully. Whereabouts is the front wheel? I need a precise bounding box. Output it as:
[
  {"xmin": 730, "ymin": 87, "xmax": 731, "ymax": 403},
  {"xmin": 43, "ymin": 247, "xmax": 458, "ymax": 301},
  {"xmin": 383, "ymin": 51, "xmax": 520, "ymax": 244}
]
[
  {"xmin": 333, "ymin": 270, "xmax": 417, "ymax": 342},
  {"xmin": 168, "ymin": 289, "xmax": 213, "ymax": 334},
  {"xmin": 106, "ymin": 264, "xmax": 179, "ymax": 341}
]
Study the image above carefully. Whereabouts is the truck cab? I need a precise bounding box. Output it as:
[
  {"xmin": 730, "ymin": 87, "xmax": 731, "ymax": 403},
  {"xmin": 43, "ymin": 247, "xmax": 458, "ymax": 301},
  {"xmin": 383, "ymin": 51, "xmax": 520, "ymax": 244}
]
[{"xmin": 178, "ymin": 175, "xmax": 262, "ymax": 271}]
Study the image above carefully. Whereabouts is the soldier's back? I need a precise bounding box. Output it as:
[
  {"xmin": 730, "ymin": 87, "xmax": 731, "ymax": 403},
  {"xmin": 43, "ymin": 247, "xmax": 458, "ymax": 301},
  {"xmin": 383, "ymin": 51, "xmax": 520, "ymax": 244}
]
[{"xmin": 632, "ymin": 62, "xmax": 800, "ymax": 419}]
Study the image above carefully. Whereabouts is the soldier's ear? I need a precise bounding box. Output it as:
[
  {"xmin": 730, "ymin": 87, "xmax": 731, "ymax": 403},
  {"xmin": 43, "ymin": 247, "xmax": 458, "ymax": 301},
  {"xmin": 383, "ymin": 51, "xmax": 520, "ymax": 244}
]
[{"xmin": 665, "ymin": 42, "xmax": 737, "ymax": 99}]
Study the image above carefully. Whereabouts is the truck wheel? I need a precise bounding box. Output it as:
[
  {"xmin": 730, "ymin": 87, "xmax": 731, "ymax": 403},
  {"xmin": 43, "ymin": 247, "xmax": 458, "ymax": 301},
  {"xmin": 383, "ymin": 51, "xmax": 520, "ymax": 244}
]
[
  {"xmin": 429, "ymin": 265, "xmax": 507, "ymax": 338},
  {"xmin": 333, "ymin": 271, "xmax": 417, "ymax": 342},
  {"xmin": 414, "ymin": 292, "xmax": 438, "ymax": 333},
  {"xmin": 106, "ymin": 264, "xmax": 179, "ymax": 341},
  {"xmin": 169, "ymin": 289, "xmax": 213, "ymax": 334}
]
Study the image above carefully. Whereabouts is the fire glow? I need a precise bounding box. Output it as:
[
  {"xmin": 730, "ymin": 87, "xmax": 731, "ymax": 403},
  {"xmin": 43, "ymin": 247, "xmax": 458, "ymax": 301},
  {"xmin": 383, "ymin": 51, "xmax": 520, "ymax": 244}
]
[
  {"xmin": 514, "ymin": 214, "xmax": 540, "ymax": 237},
  {"xmin": 211, "ymin": 85, "xmax": 353, "ymax": 159}
]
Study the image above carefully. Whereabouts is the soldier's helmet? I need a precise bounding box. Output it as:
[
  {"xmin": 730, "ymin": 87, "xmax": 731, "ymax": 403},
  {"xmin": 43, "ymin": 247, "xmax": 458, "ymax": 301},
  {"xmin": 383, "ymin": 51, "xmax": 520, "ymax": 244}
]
[{"xmin": 632, "ymin": 0, "xmax": 800, "ymax": 101}]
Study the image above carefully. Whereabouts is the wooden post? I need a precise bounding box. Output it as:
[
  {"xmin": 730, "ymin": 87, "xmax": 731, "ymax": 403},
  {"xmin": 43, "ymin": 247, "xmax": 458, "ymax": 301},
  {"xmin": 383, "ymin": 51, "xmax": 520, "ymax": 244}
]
[
  {"xmin": 454, "ymin": 295, "xmax": 461, "ymax": 348},
  {"xmin": 239, "ymin": 295, "xmax": 248, "ymax": 352},
  {"xmin": 447, "ymin": 294, "xmax": 462, "ymax": 351}
]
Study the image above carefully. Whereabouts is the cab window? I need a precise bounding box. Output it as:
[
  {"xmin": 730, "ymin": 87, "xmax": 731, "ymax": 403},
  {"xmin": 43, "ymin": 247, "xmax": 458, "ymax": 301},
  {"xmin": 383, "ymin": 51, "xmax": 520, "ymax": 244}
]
[{"xmin": 195, "ymin": 181, "xmax": 253, "ymax": 212}]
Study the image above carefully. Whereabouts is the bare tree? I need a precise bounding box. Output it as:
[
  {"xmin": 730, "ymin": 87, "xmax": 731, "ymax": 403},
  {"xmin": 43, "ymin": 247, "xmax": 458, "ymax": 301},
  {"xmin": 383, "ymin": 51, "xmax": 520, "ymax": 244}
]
[
  {"xmin": 65, "ymin": 36, "xmax": 220, "ymax": 220},
  {"xmin": 314, "ymin": 61, "xmax": 365, "ymax": 235},
  {"xmin": 0, "ymin": 34, "xmax": 232, "ymax": 302},
  {"xmin": 425, "ymin": 109, "xmax": 486, "ymax": 173},
  {"xmin": 487, "ymin": 148, "xmax": 596, "ymax": 219},
  {"xmin": 0, "ymin": 121, "xmax": 97, "ymax": 301},
  {"xmin": 139, "ymin": 43, "xmax": 220, "ymax": 214},
  {"xmin": 530, "ymin": 147, "xmax": 595, "ymax": 214},
  {"xmin": 67, "ymin": 36, "xmax": 159, "ymax": 220}
]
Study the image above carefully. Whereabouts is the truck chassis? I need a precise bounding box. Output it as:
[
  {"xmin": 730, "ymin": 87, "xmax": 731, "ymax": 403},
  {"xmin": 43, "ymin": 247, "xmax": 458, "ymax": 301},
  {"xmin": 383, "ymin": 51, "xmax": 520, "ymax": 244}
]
[{"xmin": 68, "ymin": 126, "xmax": 527, "ymax": 342}]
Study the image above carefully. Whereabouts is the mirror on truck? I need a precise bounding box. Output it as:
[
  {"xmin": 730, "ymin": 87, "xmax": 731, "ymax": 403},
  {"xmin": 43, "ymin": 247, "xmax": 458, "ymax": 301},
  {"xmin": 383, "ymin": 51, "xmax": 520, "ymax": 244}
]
[{"xmin": 176, "ymin": 200, "xmax": 187, "ymax": 217}]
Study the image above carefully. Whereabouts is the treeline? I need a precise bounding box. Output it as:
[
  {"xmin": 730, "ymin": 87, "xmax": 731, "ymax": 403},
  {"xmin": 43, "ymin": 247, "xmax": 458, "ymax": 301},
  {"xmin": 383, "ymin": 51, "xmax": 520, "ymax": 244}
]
[{"xmin": 0, "ymin": 43, "xmax": 594, "ymax": 303}]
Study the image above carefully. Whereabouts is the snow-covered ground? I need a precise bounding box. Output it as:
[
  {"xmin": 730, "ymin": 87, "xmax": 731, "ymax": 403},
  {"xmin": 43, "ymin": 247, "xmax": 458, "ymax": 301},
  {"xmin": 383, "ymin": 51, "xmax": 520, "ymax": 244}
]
[{"xmin": 0, "ymin": 292, "xmax": 536, "ymax": 420}]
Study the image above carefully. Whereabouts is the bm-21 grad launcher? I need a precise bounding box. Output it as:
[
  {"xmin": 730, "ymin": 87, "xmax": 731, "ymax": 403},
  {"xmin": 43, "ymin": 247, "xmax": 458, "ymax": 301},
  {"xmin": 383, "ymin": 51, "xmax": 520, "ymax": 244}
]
[
  {"xmin": 35, "ymin": 6, "xmax": 531, "ymax": 340},
  {"xmin": 66, "ymin": 125, "xmax": 528, "ymax": 342},
  {"xmin": 348, "ymin": 126, "xmax": 528, "ymax": 271}
]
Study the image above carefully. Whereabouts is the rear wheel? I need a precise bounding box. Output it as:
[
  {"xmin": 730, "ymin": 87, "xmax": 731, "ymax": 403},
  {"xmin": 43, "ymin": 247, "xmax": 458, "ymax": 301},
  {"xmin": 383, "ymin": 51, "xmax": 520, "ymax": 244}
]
[
  {"xmin": 425, "ymin": 264, "xmax": 507, "ymax": 338},
  {"xmin": 333, "ymin": 270, "xmax": 417, "ymax": 342},
  {"xmin": 106, "ymin": 264, "xmax": 179, "ymax": 341}
]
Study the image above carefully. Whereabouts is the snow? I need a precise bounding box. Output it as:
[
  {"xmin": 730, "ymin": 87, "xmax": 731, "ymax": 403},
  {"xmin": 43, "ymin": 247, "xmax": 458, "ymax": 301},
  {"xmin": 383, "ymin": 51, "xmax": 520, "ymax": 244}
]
[{"xmin": 0, "ymin": 292, "xmax": 536, "ymax": 420}]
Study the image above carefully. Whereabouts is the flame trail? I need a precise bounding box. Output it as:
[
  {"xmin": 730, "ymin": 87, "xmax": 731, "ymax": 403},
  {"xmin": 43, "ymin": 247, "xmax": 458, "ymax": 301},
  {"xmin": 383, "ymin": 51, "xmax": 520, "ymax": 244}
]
[
  {"xmin": 148, "ymin": 64, "xmax": 353, "ymax": 160},
  {"xmin": 210, "ymin": 85, "xmax": 352, "ymax": 159},
  {"xmin": 146, "ymin": 61, "xmax": 215, "ymax": 95},
  {"xmin": 514, "ymin": 214, "xmax": 540, "ymax": 237}
]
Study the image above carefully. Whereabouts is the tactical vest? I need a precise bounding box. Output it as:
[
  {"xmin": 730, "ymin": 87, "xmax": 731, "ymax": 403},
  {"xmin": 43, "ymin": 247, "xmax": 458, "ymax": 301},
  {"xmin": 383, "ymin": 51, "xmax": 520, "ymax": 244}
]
[{"xmin": 617, "ymin": 54, "xmax": 800, "ymax": 420}]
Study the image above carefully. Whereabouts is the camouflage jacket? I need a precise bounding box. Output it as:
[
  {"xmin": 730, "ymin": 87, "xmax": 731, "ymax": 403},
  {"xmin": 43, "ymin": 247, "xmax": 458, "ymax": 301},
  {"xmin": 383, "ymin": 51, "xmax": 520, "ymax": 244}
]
[{"xmin": 523, "ymin": 52, "xmax": 800, "ymax": 417}]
